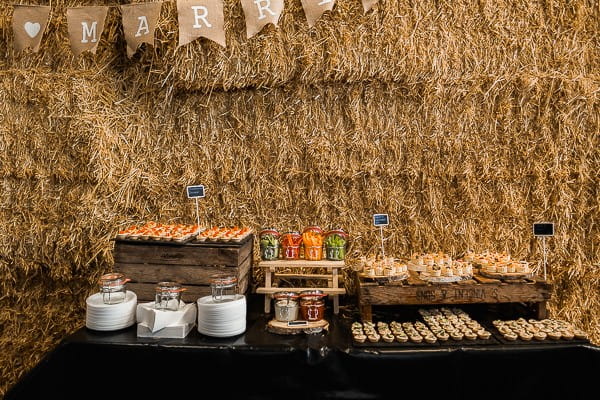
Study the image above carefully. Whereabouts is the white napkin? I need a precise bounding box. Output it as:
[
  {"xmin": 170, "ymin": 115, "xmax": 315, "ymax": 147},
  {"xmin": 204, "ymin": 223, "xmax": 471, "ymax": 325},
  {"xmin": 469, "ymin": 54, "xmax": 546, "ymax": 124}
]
[{"xmin": 136, "ymin": 301, "xmax": 197, "ymax": 333}]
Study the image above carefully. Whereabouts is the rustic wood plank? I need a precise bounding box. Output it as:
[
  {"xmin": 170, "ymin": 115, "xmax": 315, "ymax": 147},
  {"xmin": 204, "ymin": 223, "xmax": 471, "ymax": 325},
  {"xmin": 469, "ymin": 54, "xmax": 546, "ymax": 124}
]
[
  {"xmin": 358, "ymin": 282, "xmax": 551, "ymax": 305},
  {"xmin": 256, "ymin": 287, "xmax": 345, "ymax": 295},
  {"xmin": 360, "ymin": 305, "xmax": 373, "ymax": 322},
  {"xmin": 406, "ymin": 271, "xmax": 428, "ymax": 286},
  {"xmin": 114, "ymin": 239, "xmax": 252, "ymax": 267},
  {"xmin": 115, "ymin": 252, "xmax": 252, "ymax": 285},
  {"xmin": 456, "ymin": 279, "xmax": 477, "ymax": 285},
  {"xmin": 472, "ymin": 273, "xmax": 501, "ymax": 284},
  {"xmin": 128, "ymin": 273, "xmax": 250, "ymax": 303},
  {"xmin": 257, "ymin": 260, "xmax": 345, "ymax": 268},
  {"xmin": 273, "ymin": 273, "xmax": 333, "ymax": 280}
]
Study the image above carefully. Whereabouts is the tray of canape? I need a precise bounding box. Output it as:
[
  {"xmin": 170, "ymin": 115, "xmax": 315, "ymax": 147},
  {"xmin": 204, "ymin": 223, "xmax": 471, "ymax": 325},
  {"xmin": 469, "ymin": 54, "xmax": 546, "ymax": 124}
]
[
  {"xmin": 418, "ymin": 271, "xmax": 472, "ymax": 283},
  {"xmin": 479, "ymin": 270, "xmax": 534, "ymax": 280},
  {"xmin": 491, "ymin": 318, "xmax": 590, "ymax": 345},
  {"xmin": 114, "ymin": 222, "xmax": 204, "ymax": 244},
  {"xmin": 191, "ymin": 226, "xmax": 253, "ymax": 244}
]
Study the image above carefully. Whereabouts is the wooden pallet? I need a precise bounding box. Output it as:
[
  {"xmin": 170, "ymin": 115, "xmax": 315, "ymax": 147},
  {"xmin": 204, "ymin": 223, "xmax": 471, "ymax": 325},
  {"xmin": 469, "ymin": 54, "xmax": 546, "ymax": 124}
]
[
  {"xmin": 114, "ymin": 235, "xmax": 253, "ymax": 303},
  {"xmin": 256, "ymin": 259, "xmax": 346, "ymax": 314},
  {"xmin": 357, "ymin": 271, "xmax": 552, "ymax": 321}
]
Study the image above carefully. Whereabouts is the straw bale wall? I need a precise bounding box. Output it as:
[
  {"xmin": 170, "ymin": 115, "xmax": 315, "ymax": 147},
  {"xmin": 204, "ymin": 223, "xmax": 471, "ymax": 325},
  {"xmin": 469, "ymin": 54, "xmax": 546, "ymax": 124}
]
[{"xmin": 0, "ymin": 0, "xmax": 598, "ymax": 396}]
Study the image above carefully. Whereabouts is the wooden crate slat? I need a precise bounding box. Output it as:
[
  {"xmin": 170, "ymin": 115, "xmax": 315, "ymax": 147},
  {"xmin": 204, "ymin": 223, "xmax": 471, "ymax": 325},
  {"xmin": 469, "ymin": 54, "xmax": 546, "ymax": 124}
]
[
  {"xmin": 256, "ymin": 287, "xmax": 345, "ymax": 295},
  {"xmin": 114, "ymin": 239, "xmax": 252, "ymax": 267},
  {"xmin": 115, "ymin": 252, "xmax": 252, "ymax": 285},
  {"xmin": 274, "ymin": 273, "xmax": 333, "ymax": 280}
]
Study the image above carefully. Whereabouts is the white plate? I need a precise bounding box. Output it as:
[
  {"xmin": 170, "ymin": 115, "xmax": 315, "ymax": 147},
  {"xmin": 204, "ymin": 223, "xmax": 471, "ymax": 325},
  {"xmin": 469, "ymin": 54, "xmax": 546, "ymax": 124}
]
[
  {"xmin": 197, "ymin": 326, "xmax": 246, "ymax": 337},
  {"xmin": 86, "ymin": 318, "xmax": 135, "ymax": 331},
  {"xmin": 86, "ymin": 291, "xmax": 137, "ymax": 311}
]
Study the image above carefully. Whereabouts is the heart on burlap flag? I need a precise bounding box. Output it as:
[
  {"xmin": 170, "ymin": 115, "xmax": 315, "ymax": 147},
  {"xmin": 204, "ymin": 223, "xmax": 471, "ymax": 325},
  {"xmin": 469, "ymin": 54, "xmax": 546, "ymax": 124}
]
[
  {"xmin": 177, "ymin": 0, "xmax": 226, "ymax": 48},
  {"xmin": 121, "ymin": 2, "xmax": 162, "ymax": 58},
  {"xmin": 300, "ymin": 0, "xmax": 335, "ymax": 28},
  {"xmin": 66, "ymin": 6, "xmax": 109, "ymax": 56},
  {"xmin": 12, "ymin": 5, "xmax": 51, "ymax": 53},
  {"xmin": 240, "ymin": 0, "xmax": 284, "ymax": 39},
  {"xmin": 362, "ymin": 0, "xmax": 379, "ymax": 13}
]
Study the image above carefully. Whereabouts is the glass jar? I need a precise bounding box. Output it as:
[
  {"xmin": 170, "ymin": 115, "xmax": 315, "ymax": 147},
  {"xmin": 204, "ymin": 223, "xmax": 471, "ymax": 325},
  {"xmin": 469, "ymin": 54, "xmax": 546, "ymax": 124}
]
[
  {"xmin": 98, "ymin": 273, "xmax": 130, "ymax": 305},
  {"xmin": 273, "ymin": 291, "xmax": 299, "ymax": 322},
  {"xmin": 210, "ymin": 274, "xmax": 238, "ymax": 302},
  {"xmin": 280, "ymin": 231, "xmax": 302, "ymax": 260},
  {"xmin": 299, "ymin": 290, "xmax": 327, "ymax": 321},
  {"xmin": 302, "ymin": 226, "xmax": 324, "ymax": 261},
  {"xmin": 155, "ymin": 282, "xmax": 186, "ymax": 311},
  {"xmin": 259, "ymin": 228, "xmax": 280, "ymax": 260},
  {"xmin": 325, "ymin": 229, "xmax": 348, "ymax": 261}
]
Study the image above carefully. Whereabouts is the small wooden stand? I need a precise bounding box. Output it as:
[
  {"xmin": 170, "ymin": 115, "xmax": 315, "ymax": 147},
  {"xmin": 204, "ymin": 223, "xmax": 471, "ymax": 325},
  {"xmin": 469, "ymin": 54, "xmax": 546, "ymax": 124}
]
[
  {"xmin": 357, "ymin": 270, "xmax": 552, "ymax": 322},
  {"xmin": 266, "ymin": 319, "xmax": 329, "ymax": 335},
  {"xmin": 256, "ymin": 260, "xmax": 346, "ymax": 314}
]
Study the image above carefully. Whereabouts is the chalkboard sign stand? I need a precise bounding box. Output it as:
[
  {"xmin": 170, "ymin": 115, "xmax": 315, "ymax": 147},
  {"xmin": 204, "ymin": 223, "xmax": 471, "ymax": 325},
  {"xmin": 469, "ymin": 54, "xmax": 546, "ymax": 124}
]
[
  {"xmin": 533, "ymin": 222, "xmax": 554, "ymax": 280},
  {"xmin": 373, "ymin": 214, "xmax": 389, "ymax": 258},
  {"xmin": 186, "ymin": 185, "xmax": 205, "ymax": 227}
]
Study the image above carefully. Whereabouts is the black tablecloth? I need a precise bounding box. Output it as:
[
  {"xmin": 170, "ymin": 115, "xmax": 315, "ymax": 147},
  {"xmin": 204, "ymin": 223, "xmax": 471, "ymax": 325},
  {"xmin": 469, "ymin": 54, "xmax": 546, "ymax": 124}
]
[{"xmin": 6, "ymin": 297, "xmax": 600, "ymax": 400}]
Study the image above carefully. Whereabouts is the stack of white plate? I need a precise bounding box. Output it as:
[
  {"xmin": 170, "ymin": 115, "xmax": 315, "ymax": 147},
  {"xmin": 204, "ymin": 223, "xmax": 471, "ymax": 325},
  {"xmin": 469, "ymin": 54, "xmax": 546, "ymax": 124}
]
[
  {"xmin": 197, "ymin": 295, "xmax": 246, "ymax": 337},
  {"xmin": 86, "ymin": 291, "xmax": 137, "ymax": 331}
]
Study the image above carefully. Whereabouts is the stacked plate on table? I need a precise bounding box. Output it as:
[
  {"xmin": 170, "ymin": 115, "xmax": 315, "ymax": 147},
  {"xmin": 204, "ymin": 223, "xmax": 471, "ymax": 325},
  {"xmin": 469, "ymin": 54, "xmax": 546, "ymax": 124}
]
[
  {"xmin": 86, "ymin": 291, "xmax": 137, "ymax": 331},
  {"xmin": 197, "ymin": 295, "xmax": 246, "ymax": 337}
]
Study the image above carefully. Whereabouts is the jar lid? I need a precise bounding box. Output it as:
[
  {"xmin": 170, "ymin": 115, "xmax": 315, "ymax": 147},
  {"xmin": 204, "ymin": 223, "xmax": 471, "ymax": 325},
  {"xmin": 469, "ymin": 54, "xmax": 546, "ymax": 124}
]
[
  {"xmin": 155, "ymin": 281, "xmax": 186, "ymax": 293},
  {"xmin": 302, "ymin": 226, "xmax": 323, "ymax": 234},
  {"xmin": 98, "ymin": 273, "xmax": 130, "ymax": 287},
  {"xmin": 273, "ymin": 291, "xmax": 299, "ymax": 299},
  {"xmin": 281, "ymin": 231, "xmax": 301, "ymax": 236},
  {"xmin": 299, "ymin": 289, "xmax": 327, "ymax": 298},
  {"xmin": 326, "ymin": 229, "xmax": 348, "ymax": 238},
  {"xmin": 260, "ymin": 228, "xmax": 280, "ymax": 237},
  {"xmin": 209, "ymin": 274, "xmax": 238, "ymax": 286}
]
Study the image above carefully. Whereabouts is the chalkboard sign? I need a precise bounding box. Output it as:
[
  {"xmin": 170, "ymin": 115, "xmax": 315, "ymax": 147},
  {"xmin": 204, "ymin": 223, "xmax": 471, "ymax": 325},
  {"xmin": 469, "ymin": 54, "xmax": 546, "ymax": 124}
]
[
  {"xmin": 287, "ymin": 320, "xmax": 308, "ymax": 327},
  {"xmin": 373, "ymin": 214, "xmax": 389, "ymax": 227},
  {"xmin": 533, "ymin": 222, "xmax": 554, "ymax": 237},
  {"xmin": 186, "ymin": 185, "xmax": 205, "ymax": 199}
]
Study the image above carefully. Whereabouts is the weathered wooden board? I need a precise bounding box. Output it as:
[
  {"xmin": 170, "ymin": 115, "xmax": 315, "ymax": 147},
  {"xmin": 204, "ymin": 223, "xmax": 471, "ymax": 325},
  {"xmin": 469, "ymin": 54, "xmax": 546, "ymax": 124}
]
[
  {"xmin": 114, "ymin": 236, "xmax": 253, "ymax": 267},
  {"xmin": 115, "ymin": 252, "xmax": 252, "ymax": 285},
  {"xmin": 129, "ymin": 274, "xmax": 249, "ymax": 303},
  {"xmin": 358, "ymin": 281, "xmax": 552, "ymax": 305},
  {"xmin": 266, "ymin": 319, "xmax": 329, "ymax": 335}
]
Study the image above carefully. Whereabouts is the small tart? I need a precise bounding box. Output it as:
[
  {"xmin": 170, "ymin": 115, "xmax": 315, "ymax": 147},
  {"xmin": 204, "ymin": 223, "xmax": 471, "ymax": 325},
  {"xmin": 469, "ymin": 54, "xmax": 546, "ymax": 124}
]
[
  {"xmin": 504, "ymin": 332, "xmax": 518, "ymax": 341},
  {"xmin": 368, "ymin": 334, "xmax": 380, "ymax": 343},
  {"xmin": 410, "ymin": 335, "xmax": 423, "ymax": 343},
  {"xmin": 464, "ymin": 331, "xmax": 477, "ymax": 340},
  {"xmin": 534, "ymin": 331, "xmax": 547, "ymax": 341},
  {"xmin": 573, "ymin": 330, "xmax": 587, "ymax": 340},
  {"xmin": 519, "ymin": 332, "xmax": 533, "ymax": 341},
  {"xmin": 352, "ymin": 322, "xmax": 362, "ymax": 329},
  {"xmin": 451, "ymin": 332, "xmax": 464, "ymax": 341},
  {"xmin": 436, "ymin": 332, "xmax": 449, "ymax": 341},
  {"xmin": 354, "ymin": 334, "xmax": 367, "ymax": 343},
  {"xmin": 548, "ymin": 331, "xmax": 561, "ymax": 340},
  {"xmin": 396, "ymin": 334, "xmax": 409, "ymax": 343},
  {"xmin": 425, "ymin": 335, "xmax": 437, "ymax": 344},
  {"xmin": 561, "ymin": 331, "xmax": 574, "ymax": 340},
  {"xmin": 382, "ymin": 334, "xmax": 395, "ymax": 343},
  {"xmin": 477, "ymin": 330, "xmax": 491, "ymax": 340}
]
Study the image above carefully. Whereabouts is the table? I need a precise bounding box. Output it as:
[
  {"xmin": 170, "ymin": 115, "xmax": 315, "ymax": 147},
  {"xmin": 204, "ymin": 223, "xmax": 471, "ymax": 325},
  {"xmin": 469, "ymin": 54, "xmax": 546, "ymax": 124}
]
[{"xmin": 6, "ymin": 296, "xmax": 600, "ymax": 399}]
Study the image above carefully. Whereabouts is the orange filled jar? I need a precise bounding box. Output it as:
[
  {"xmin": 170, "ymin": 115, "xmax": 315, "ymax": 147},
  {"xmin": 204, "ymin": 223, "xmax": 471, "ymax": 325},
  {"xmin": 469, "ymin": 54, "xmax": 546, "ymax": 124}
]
[
  {"xmin": 302, "ymin": 226, "xmax": 324, "ymax": 261},
  {"xmin": 280, "ymin": 231, "xmax": 302, "ymax": 260}
]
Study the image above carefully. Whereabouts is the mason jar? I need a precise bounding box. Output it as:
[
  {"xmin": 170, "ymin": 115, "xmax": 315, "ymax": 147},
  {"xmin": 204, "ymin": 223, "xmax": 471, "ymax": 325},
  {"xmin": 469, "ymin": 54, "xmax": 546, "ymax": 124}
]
[
  {"xmin": 302, "ymin": 226, "xmax": 324, "ymax": 261},
  {"xmin": 259, "ymin": 228, "xmax": 280, "ymax": 260},
  {"xmin": 155, "ymin": 282, "xmax": 186, "ymax": 311},
  {"xmin": 325, "ymin": 229, "xmax": 348, "ymax": 261},
  {"xmin": 210, "ymin": 274, "xmax": 238, "ymax": 303},
  {"xmin": 299, "ymin": 290, "xmax": 327, "ymax": 321},
  {"xmin": 98, "ymin": 273, "xmax": 130, "ymax": 305},
  {"xmin": 273, "ymin": 291, "xmax": 299, "ymax": 322},
  {"xmin": 280, "ymin": 231, "xmax": 302, "ymax": 260}
]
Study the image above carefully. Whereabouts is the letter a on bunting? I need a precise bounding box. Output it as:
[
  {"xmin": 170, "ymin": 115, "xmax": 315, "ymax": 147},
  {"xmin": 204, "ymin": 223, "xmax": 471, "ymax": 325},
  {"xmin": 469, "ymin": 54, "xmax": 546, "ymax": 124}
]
[
  {"xmin": 12, "ymin": 5, "xmax": 51, "ymax": 53},
  {"xmin": 66, "ymin": 6, "xmax": 109, "ymax": 56},
  {"xmin": 177, "ymin": 0, "xmax": 226, "ymax": 47},
  {"xmin": 240, "ymin": 0, "xmax": 284, "ymax": 39},
  {"xmin": 121, "ymin": 2, "xmax": 162, "ymax": 58},
  {"xmin": 300, "ymin": 0, "xmax": 335, "ymax": 28}
]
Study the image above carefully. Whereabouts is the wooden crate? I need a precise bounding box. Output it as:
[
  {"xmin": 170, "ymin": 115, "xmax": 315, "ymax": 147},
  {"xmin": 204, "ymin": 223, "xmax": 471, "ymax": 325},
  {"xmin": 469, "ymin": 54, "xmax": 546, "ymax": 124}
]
[
  {"xmin": 114, "ymin": 236, "xmax": 253, "ymax": 303},
  {"xmin": 357, "ymin": 270, "xmax": 552, "ymax": 321}
]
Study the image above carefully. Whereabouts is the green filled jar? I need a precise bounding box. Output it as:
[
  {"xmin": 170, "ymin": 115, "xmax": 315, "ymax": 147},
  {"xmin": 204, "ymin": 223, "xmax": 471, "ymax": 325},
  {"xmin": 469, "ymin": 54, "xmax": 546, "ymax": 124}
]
[
  {"xmin": 325, "ymin": 229, "xmax": 348, "ymax": 261},
  {"xmin": 259, "ymin": 228, "xmax": 280, "ymax": 260}
]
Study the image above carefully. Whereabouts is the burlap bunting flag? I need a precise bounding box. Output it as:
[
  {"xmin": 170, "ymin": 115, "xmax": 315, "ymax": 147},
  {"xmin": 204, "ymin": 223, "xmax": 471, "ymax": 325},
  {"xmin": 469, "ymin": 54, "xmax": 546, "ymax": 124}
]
[
  {"xmin": 121, "ymin": 2, "xmax": 162, "ymax": 58},
  {"xmin": 177, "ymin": 0, "xmax": 226, "ymax": 48},
  {"xmin": 66, "ymin": 7, "xmax": 109, "ymax": 56},
  {"xmin": 240, "ymin": 0, "xmax": 284, "ymax": 39},
  {"xmin": 12, "ymin": 5, "xmax": 51, "ymax": 53},
  {"xmin": 362, "ymin": 0, "xmax": 379, "ymax": 13},
  {"xmin": 300, "ymin": 0, "xmax": 335, "ymax": 28}
]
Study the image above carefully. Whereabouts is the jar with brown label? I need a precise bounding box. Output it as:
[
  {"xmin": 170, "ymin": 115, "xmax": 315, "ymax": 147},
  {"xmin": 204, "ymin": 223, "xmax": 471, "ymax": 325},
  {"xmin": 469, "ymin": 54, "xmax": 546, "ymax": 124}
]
[{"xmin": 299, "ymin": 290, "xmax": 327, "ymax": 322}]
